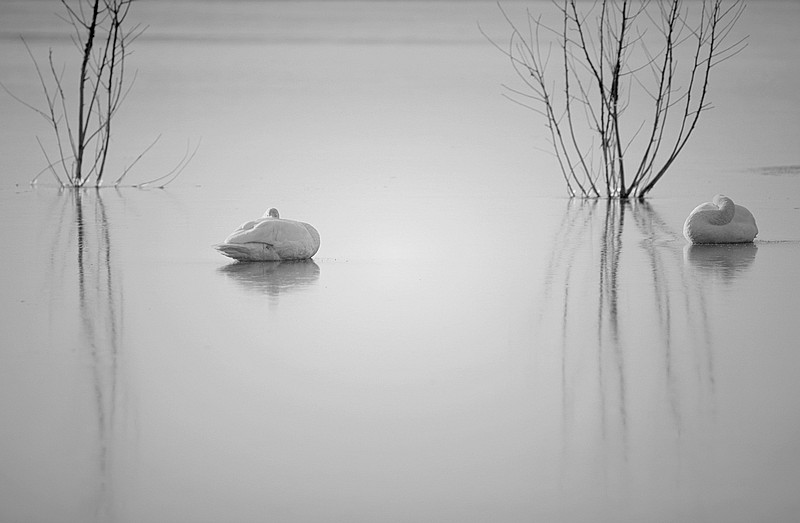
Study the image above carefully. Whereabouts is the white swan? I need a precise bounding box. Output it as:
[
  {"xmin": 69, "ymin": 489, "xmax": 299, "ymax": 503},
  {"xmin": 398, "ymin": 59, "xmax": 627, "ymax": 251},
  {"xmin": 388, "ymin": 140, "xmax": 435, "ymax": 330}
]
[
  {"xmin": 215, "ymin": 208, "xmax": 320, "ymax": 261},
  {"xmin": 683, "ymin": 194, "xmax": 758, "ymax": 244}
]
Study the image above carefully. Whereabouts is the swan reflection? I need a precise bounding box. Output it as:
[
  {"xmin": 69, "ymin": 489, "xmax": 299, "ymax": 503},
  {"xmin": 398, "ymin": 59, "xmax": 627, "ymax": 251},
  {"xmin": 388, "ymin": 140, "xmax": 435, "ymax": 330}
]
[
  {"xmin": 218, "ymin": 259, "xmax": 320, "ymax": 296},
  {"xmin": 684, "ymin": 242, "xmax": 758, "ymax": 282}
]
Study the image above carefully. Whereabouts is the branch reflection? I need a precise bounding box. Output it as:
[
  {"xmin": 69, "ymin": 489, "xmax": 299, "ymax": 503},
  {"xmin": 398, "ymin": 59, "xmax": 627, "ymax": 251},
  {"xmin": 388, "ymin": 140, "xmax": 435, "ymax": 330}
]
[
  {"xmin": 50, "ymin": 189, "xmax": 125, "ymax": 522},
  {"xmin": 539, "ymin": 199, "xmax": 735, "ymax": 478}
]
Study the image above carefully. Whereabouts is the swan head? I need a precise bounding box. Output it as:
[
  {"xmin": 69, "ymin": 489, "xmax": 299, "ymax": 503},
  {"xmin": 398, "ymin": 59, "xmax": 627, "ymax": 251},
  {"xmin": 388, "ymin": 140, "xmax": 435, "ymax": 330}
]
[
  {"xmin": 712, "ymin": 194, "xmax": 732, "ymax": 207},
  {"xmin": 265, "ymin": 208, "xmax": 280, "ymax": 218}
]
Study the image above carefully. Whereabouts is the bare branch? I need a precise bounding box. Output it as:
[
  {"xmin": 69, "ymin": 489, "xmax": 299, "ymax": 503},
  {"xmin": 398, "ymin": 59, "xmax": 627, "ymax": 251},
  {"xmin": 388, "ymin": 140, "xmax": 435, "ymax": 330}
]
[{"xmin": 136, "ymin": 139, "xmax": 201, "ymax": 189}]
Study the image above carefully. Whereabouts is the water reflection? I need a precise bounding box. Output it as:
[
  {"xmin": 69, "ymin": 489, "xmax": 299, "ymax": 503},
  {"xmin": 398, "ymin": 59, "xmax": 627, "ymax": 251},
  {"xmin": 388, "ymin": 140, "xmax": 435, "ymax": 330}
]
[
  {"xmin": 218, "ymin": 259, "xmax": 320, "ymax": 298},
  {"xmin": 51, "ymin": 189, "xmax": 125, "ymax": 522},
  {"xmin": 684, "ymin": 243, "xmax": 758, "ymax": 282},
  {"xmin": 540, "ymin": 199, "xmax": 721, "ymax": 479}
]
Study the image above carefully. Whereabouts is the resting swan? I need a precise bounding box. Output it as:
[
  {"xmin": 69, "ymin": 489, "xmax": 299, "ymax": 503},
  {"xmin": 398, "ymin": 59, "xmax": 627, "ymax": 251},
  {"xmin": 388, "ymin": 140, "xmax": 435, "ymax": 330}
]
[
  {"xmin": 215, "ymin": 208, "xmax": 320, "ymax": 261},
  {"xmin": 683, "ymin": 194, "xmax": 758, "ymax": 244}
]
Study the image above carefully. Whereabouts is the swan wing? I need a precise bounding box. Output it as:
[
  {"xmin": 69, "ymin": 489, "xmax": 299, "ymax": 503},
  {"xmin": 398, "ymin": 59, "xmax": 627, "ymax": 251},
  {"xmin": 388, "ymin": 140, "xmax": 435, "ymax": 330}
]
[
  {"xmin": 224, "ymin": 218, "xmax": 305, "ymax": 244},
  {"xmin": 733, "ymin": 204, "xmax": 757, "ymax": 226}
]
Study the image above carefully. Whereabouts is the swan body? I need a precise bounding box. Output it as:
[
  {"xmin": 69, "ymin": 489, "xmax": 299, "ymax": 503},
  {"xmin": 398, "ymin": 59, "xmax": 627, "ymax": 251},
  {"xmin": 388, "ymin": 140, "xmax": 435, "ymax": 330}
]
[
  {"xmin": 215, "ymin": 208, "xmax": 320, "ymax": 261},
  {"xmin": 683, "ymin": 194, "xmax": 758, "ymax": 244}
]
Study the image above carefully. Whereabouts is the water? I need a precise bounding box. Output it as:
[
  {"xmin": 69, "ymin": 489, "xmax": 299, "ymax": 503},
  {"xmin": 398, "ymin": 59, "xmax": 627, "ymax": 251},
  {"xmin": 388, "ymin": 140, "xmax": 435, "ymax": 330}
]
[{"xmin": 2, "ymin": 1, "xmax": 800, "ymax": 522}]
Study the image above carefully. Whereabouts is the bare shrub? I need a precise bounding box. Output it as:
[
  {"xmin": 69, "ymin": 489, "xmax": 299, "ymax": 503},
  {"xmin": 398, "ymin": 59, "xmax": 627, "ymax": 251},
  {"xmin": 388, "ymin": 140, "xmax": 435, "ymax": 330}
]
[
  {"xmin": 483, "ymin": 0, "xmax": 747, "ymax": 199},
  {"xmin": 2, "ymin": 0, "xmax": 197, "ymax": 187}
]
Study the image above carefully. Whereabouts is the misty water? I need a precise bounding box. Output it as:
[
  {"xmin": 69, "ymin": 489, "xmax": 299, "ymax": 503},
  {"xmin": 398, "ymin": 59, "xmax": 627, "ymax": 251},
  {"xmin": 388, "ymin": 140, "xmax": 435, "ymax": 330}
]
[{"xmin": 2, "ymin": 1, "xmax": 800, "ymax": 522}]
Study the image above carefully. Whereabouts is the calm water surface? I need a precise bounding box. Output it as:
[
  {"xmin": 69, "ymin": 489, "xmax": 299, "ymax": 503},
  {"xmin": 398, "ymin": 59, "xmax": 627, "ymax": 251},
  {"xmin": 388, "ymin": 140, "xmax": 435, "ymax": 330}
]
[
  {"xmin": 2, "ymin": 186, "xmax": 799, "ymax": 523},
  {"xmin": 2, "ymin": 1, "xmax": 800, "ymax": 522}
]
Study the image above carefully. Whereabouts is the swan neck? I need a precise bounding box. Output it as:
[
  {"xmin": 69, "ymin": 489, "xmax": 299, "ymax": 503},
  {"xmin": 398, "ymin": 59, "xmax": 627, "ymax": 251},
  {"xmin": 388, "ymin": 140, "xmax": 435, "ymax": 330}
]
[{"xmin": 709, "ymin": 195, "xmax": 735, "ymax": 225}]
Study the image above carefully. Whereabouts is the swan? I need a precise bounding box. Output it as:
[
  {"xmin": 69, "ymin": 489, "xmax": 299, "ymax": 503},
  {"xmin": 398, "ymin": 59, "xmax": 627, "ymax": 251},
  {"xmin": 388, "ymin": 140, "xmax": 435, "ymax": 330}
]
[
  {"xmin": 215, "ymin": 208, "xmax": 320, "ymax": 261},
  {"xmin": 683, "ymin": 194, "xmax": 758, "ymax": 244}
]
